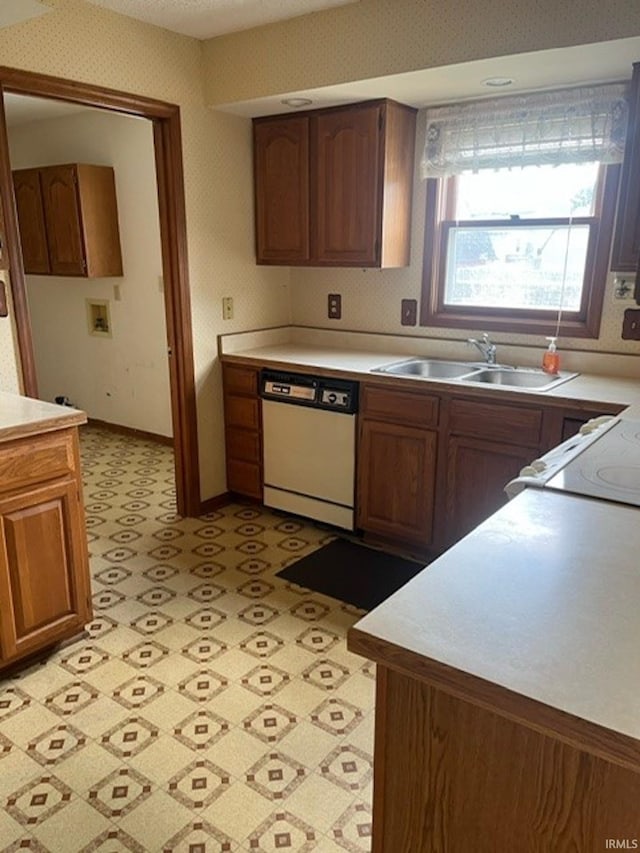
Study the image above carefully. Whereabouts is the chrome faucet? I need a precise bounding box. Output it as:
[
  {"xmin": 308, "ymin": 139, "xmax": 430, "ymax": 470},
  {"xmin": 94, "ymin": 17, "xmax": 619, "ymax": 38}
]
[{"xmin": 467, "ymin": 333, "xmax": 497, "ymax": 365}]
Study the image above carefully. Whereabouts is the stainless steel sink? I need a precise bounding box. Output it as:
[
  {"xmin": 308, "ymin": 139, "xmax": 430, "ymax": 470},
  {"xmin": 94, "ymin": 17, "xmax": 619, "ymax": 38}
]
[
  {"xmin": 372, "ymin": 358, "xmax": 482, "ymax": 379},
  {"xmin": 372, "ymin": 358, "xmax": 578, "ymax": 391},
  {"xmin": 460, "ymin": 367, "xmax": 577, "ymax": 391}
]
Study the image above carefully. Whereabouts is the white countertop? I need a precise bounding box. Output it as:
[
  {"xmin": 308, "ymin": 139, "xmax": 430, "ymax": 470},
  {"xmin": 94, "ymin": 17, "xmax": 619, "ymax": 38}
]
[
  {"xmin": 0, "ymin": 392, "xmax": 86, "ymax": 442},
  {"xmin": 221, "ymin": 342, "xmax": 640, "ymax": 410},
  {"xmin": 349, "ymin": 488, "xmax": 640, "ymax": 761}
]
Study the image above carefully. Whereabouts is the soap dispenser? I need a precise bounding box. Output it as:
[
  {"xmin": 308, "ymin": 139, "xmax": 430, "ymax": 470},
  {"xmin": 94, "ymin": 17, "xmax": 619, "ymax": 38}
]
[{"xmin": 542, "ymin": 337, "xmax": 560, "ymax": 375}]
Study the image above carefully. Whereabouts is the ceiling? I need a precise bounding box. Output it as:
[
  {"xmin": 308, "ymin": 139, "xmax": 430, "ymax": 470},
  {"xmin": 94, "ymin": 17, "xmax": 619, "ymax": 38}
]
[
  {"xmin": 3, "ymin": 94, "xmax": 97, "ymax": 128},
  {"xmin": 84, "ymin": 0, "xmax": 359, "ymax": 39},
  {"xmin": 0, "ymin": 0, "xmax": 52, "ymax": 29}
]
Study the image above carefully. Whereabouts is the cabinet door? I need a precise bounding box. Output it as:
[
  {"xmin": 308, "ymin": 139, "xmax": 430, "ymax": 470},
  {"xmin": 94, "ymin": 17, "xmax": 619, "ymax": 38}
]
[
  {"xmin": 40, "ymin": 165, "xmax": 87, "ymax": 275},
  {"xmin": 0, "ymin": 478, "xmax": 91, "ymax": 662},
  {"xmin": 254, "ymin": 116, "xmax": 310, "ymax": 264},
  {"xmin": 445, "ymin": 436, "xmax": 535, "ymax": 545},
  {"xmin": 12, "ymin": 168, "xmax": 50, "ymax": 274},
  {"xmin": 313, "ymin": 104, "xmax": 382, "ymax": 265},
  {"xmin": 357, "ymin": 419, "xmax": 437, "ymax": 547},
  {"xmin": 612, "ymin": 62, "xmax": 640, "ymax": 273}
]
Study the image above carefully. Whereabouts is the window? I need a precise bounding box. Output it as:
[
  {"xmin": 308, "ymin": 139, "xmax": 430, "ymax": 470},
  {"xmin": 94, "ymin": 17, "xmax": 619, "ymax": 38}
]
[{"xmin": 420, "ymin": 84, "xmax": 627, "ymax": 337}]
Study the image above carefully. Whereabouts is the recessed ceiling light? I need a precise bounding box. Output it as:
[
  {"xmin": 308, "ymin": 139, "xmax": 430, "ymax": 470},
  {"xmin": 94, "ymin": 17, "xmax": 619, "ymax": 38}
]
[
  {"xmin": 482, "ymin": 77, "xmax": 514, "ymax": 88},
  {"xmin": 281, "ymin": 98, "xmax": 313, "ymax": 108}
]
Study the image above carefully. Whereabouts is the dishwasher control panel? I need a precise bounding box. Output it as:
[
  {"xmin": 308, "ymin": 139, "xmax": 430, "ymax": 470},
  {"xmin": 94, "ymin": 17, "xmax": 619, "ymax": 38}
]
[{"xmin": 260, "ymin": 369, "xmax": 358, "ymax": 413}]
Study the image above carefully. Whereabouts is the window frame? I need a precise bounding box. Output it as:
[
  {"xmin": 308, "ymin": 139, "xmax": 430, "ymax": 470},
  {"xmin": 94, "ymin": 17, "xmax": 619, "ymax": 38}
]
[{"xmin": 419, "ymin": 164, "xmax": 621, "ymax": 338}]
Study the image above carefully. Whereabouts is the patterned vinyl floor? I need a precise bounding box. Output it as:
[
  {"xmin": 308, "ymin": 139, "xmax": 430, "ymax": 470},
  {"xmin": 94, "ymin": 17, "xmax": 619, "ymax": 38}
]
[{"xmin": 0, "ymin": 427, "xmax": 375, "ymax": 852}]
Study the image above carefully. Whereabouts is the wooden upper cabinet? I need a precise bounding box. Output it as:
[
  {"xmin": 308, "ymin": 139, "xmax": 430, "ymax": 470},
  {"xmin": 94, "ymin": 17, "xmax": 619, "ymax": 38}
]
[
  {"xmin": 40, "ymin": 165, "xmax": 88, "ymax": 276},
  {"xmin": 313, "ymin": 103, "xmax": 382, "ymax": 265},
  {"xmin": 12, "ymin": 168, "xmax": 50, "ymax": 274},
  {"xmin": 254, "ymin": 116, "xmax": 310, "ymax": 263},
  {"xmin": 12, "ymin": 163, "xmax": 123, "ymax": 277},
  {"xmin": 612, "ymin": 62, "xmax": 640, "ymax": 274},
  {"xmin": 253, "ymin": 99, "xmax": 417, "ymax": 268}
]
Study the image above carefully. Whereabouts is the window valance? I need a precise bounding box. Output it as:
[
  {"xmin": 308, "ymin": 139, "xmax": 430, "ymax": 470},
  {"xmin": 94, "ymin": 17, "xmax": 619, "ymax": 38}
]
[{"xmin": 421, "ymin": 83, "xmax": 629, "ymax": 178}]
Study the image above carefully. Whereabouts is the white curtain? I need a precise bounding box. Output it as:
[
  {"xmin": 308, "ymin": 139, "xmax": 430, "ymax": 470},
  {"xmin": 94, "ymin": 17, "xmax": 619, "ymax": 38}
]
[{"xmin": 421, "ymin": 83, "xmax": 629, "ymax": 178}]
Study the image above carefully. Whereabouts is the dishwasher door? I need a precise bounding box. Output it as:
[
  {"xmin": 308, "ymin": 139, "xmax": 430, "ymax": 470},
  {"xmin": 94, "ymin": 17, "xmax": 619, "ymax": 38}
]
[{"xmin": 262, "ymin": 398, "xmax": 356, "ymax": 529}]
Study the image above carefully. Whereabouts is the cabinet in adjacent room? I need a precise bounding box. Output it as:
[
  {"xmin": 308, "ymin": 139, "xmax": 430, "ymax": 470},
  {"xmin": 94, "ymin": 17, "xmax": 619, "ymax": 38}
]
[
  {"xmin": 253, "ymin": 99, "xmax": 417, "ymax": 268},
  {"xmin": 357, "ymin": 384, "xmax": 438, "ymax": 549},
  {"xmin": 0, "ymin": 426, "xmax": 92, "ymax": 669},
  {"xmin": 12, "ymin": 163, "xmax": 123, "ymax": 277}
]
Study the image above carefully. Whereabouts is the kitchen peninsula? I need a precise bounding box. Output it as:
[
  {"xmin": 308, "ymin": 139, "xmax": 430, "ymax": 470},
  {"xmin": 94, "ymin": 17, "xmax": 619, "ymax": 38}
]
[
  {"xmin": 0, "ymin": 392, "xmax": 92, "ymax": 671},
  {"xmin": 348, "ymin": 487, "xmax": 640, "ymax": 852}
]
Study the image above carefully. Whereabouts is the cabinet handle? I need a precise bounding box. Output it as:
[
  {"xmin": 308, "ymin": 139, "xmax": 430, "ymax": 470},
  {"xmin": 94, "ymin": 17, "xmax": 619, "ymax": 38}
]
[{"xmin": 635, "ymin": 250, "xmax": 640, "ymax": 305}]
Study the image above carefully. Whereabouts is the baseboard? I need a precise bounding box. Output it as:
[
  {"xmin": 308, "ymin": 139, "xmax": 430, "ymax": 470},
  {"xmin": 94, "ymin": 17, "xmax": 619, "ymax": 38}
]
[
  {"xmin": 199, "ymin": 492, "xmax": 233, "ymax": 515},
  {"xmin": 86, "ymin": 418, "xmax": 173, "ymax": 446}
]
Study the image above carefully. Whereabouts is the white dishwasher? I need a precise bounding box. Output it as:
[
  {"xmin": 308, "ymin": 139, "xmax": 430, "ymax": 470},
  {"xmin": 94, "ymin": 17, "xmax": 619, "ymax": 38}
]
[{"xmin": 260, "ymin": 369, "xmax": 359, "ymax": 530}]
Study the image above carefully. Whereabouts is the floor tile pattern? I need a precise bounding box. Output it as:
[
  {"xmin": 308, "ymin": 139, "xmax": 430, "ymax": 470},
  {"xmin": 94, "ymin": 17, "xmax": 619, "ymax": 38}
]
[{"xmin": 0, "ymin": 427, "xmax": 374, "ymax": 851}]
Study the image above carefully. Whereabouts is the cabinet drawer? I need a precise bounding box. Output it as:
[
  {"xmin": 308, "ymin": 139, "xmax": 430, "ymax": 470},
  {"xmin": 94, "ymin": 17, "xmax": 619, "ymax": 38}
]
[
  {"xmin": 0, "ymin": 431, "xmax": 75, "ymax": 494},
  {"xmin": 449, "ymin": 399, "xmax": 542, "ymax": 446},
  {"xmin": 226, "ymin": 428, "xmax": 261, "ymax": 464},
  {"xmin": 225, "ymin": 396, "xmax": 260, "ymax": 430},
  {"xmin": 361, "ymin": 385, "xmax": 439, "ymax": 428},
  {"xmin": 223, "ymin": 365, "xmax": 258, "ymax": 396},
  {"xmin": 227, "ymin": 459, "xmax": 262, "ymax": 499}
]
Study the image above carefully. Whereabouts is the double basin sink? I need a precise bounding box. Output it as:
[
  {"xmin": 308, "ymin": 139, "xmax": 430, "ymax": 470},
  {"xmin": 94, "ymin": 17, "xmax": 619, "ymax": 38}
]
[{"xmin": 372, "ymin": 358, "xmax": 578, "ymax": 391}]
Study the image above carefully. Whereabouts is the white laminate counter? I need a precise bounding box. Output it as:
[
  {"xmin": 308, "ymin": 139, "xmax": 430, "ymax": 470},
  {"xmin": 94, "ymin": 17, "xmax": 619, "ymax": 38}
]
[
  {"xmin": 221, "ymin": 342, "xmax": 640, "ymax": 411},
  {"xmin": 0, "ymin": 392, "xmax": 86, "ymax": 442},
  {"xmin": 349, "ymin": 488, "xmax": 640, "ymax": 768}
]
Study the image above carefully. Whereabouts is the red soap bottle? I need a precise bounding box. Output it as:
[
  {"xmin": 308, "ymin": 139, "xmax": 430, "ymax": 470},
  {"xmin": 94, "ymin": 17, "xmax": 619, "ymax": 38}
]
[{"xmin": 542, "ymin": 337, "xmax": 560, "ymax": 375}]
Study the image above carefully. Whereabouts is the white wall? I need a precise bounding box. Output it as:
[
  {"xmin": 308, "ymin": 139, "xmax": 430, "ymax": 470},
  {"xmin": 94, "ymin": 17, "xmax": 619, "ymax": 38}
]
[
  {"xmin": 0, "ymin": 0, "xmax": 291, "ymax": 500},
  {"xmin": 8, "ymin": 108, "xmax": 173, "ymax": 435}
]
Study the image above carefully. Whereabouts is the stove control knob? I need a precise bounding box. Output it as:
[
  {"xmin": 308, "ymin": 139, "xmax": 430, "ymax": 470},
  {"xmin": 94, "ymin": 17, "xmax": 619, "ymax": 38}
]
[
  {"xmin": 530, "ymin": 459, "xmax": 547, "ymax": 473},
  {"xmin": 327, "ymin": 392, "xmax": 337, "ymax": 404}
]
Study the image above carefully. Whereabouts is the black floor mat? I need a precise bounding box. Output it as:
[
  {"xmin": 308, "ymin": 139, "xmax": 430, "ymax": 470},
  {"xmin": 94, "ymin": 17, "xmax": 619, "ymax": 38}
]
[{"xmin": 276, "ymin": 538, "xmax": 426, "ymax": 611}]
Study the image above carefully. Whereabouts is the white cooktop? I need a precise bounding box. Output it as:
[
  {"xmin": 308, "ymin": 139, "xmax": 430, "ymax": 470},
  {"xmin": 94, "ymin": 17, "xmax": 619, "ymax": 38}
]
[{"xmin": 547, "ymin": 419, "xmax": 640, "ymax": 507}]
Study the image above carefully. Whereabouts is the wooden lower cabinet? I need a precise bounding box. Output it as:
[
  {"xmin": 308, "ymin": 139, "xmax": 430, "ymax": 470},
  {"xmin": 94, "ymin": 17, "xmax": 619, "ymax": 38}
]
[
  {"xmin": 444, "ymin": 435, "xmax": 537, "ymax": 545},
  {"xmin": 222, "ymin": 363, "xmax": 263, "ymax": 500},
  {"xmin": 0, "ymin": 427, "xmax": 91, "ymax": 670},
  {"xmin": 358, "ymin": 420, "xmax": 437, "ymax": 547},
  {"xmin": 357, "ymin": 384, "xmax": 439, "ymax": 549}
]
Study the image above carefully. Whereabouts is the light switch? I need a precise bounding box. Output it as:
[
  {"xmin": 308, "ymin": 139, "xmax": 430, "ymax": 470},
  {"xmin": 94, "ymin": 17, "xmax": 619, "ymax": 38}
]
[{"xmin": 222, "ymin": 296, "xmax": 234, "ymax": 320}]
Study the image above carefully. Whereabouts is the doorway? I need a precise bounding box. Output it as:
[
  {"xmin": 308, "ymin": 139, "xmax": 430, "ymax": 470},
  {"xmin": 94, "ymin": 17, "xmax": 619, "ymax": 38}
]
[{"xmin": 0, "ymin": 67, "xmax": 200, "ymax": 517}]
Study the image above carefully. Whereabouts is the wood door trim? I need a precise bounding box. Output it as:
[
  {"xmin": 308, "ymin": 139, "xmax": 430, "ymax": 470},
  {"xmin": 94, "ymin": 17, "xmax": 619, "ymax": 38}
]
[{"xmin": 0, "ymin": 66, "xmax": 200, "ymax": 517}]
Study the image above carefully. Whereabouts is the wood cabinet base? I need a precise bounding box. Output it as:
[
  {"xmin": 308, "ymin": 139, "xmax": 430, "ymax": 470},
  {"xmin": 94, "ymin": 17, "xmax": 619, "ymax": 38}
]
[
  {"xmin": 0, "ymin": 427, "xmax": 92, "ymax": 672},
  {"xmin": 371, "ymin": 667, "xmax": 640, "ymax": 852}
]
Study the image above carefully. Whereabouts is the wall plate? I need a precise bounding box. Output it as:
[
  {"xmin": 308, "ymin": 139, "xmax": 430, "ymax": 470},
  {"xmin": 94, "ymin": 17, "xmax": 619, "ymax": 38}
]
[
  {"xmin": 328, "ymin": 293, "xmax": 341, "ymax": 319},
  {"xmin": 87, "ymin": 298, "xmax": 112, "ymax": 338}
]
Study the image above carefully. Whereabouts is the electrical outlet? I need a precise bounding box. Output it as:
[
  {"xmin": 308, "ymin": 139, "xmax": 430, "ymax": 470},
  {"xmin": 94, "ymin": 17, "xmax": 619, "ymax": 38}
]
[
  {"xmin": 622, "ymin": 308, "xmax": 640, "ymax": 340},
  {"xmin": 614, "ymin": 277, "xmax": 634, "ymax": 300},
  {"xmin": 401, "ymin": 298, "xmax": 417, "ymax": 326},
  {"xmin": 222, "ymin": 296, "xmax": 234, "ymax": 320},
  {"xmin": 328, "ymin": 293, "xmax": 342, "ymax": 319}
]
